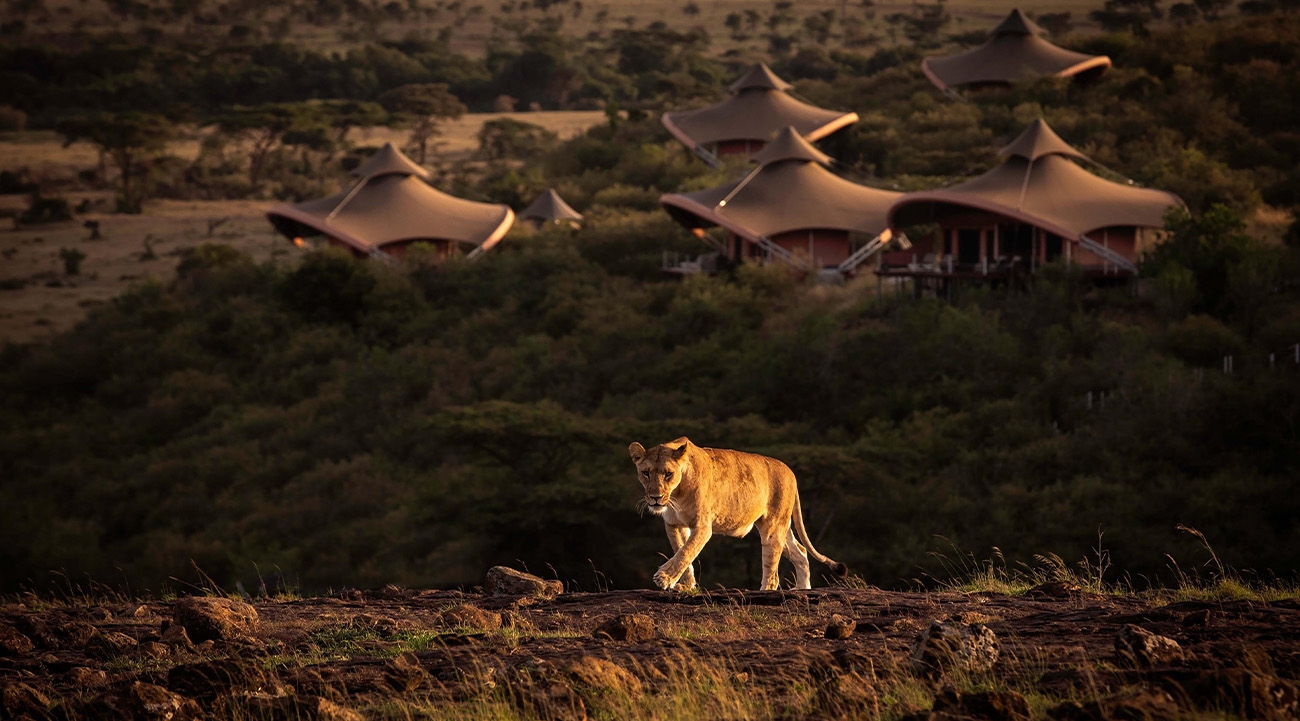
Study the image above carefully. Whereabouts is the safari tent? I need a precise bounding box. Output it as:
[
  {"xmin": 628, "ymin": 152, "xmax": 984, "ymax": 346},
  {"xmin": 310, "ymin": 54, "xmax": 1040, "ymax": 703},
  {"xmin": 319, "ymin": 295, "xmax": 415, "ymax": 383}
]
[
  {"xmin": 882, "ymin": 119, "xmax": 1183, "ymax": 281},
  {"xmin": 266, "ymin": 143, "xmax": 514, "ymax": 262},
  {"xmin": 660, "ymin": 126, "xmax": 900, "ymax": 274},
  {"xmin": 921, "ymin": 9, "xmax": 1111, "ymax": 93},
  {"xmin": 521, "ymin": 188, "xmax": 584, "ymax": 230},
  {"xmin": 661, "ymin": 63, "xmax": 859, "ymax": 165}
]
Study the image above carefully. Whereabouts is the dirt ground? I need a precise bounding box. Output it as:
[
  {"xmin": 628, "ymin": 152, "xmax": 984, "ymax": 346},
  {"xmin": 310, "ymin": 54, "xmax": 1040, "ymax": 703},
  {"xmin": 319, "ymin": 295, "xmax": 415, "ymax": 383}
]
[{"xmin": 1, "ymin": 584, "xmax": 1297, "ymax": 719}]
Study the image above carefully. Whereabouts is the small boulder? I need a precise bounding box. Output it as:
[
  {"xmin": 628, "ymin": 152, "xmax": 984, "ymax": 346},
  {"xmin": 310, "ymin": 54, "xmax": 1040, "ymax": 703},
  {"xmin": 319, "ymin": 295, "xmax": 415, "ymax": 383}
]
[
  {"xmin": 910, "ymin": 620, "xmax": 1000, "ymax": 674},
  {"xmin": 1182, "ymin": 669, "xmax": 1298, "ymax": 721},
  {"xmin": 57, "ymin": 621, "xmax": 98, "ymax": 648},
  {"xmin": 0, "ymin": 624, "xmax": 35, "ymax": 656},
  {"xmin": 933, "ymin": 687, "xmax": 1031, "ymax": 721},
  {"xmin": 86, "ymin": 631, "xmax": 139, "ymax": 660},
  {"xmin": 68, "ymin": 666, "xmax": 109, "ymax": 688},
  {"xmin": 132, "ymin": 605, "xmax": 153, "ymax": 619},
  {"xmin": 161, "ymin": 624, "xmax": 195, "ymax": 649},
  {"xmin": 1, "ymin": 682, "xmax": 51, "ymax": 719},
  {"xmin": 139, "ymin": 641, "xmax": 170, "ymax": 659},
  {"xmin": 12, "ymin": 617, "xmax": 55, "ymax": 649},
  {"xmin": 1181, "ymin": 609, "xmax": 1213, "ymax": 627},
  {"xmin": 80, "ymin": 681, "xmax": 204, "ymax": 721},
  {"xmin": 439, "ymin": 604, "xmax": 502, "ymax": 631},
  {"xmin": 500, "ymin": 609, "xmax": 536, "ymax": 632},
  {"xmin": 168, "ymin": 657, "xmax": 270, "ymax": 704},
  {"xmin": 173, "ymin": 596, "xmax": 259, "ymax": 643},
  {"xmin": 1115, "ymin": 624, "xmax": 1184, "ymax": 668},
  {"xmin": 813, "ymin": 669, "xmax": 878, "ymax": 717},
  {"xmin": 562, "ymin": 655, "xmax": 643, "ymax": 710},
  {"xmin": 383, "ymin": 652, "xmax": 429, "ymax": 693},
  {"xmin": 824, "ymin": 614, "xmax": 857, "ymax": 640},
  {"xmin": 486, "ymin": 566, "xmax": 564, "ymax": 599},
  {"xmin": 593, "ymin": 614, "xmax": 656, "ymax": 643},
  {"xmin": 1048, "ymin": 688, "xmax": 1181, "ymax": 721}
]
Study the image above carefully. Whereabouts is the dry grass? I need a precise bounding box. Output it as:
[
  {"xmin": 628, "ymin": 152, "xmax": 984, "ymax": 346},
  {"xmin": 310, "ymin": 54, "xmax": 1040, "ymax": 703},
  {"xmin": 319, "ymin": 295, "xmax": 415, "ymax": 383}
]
[{"xmin": 0, "ymin": 111, "xmax": 606, "ymax": 345}]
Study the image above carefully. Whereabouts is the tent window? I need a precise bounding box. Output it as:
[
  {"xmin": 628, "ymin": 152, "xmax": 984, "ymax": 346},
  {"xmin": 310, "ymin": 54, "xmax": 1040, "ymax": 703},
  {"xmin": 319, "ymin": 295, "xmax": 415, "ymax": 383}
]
[
  {"xmin": 999, "ymin": 223, "xmax": 1034, "ymax": 259},
  {"xmin": 1045, "ymin": 233, "xmax": 1063, "ymax": 261},
  {"xmin": 958, "ymin": 229, "xmax": 981, "ymax": 265}
]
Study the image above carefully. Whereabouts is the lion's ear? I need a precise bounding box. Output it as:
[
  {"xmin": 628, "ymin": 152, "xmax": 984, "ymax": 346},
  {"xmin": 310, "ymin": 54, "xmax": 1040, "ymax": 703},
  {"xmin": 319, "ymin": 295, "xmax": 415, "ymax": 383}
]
[
  {"xmin": 671, "ymin": 441, "xmax": 689, "ymax": 459},
  {"xmin": 628, "ymin": 442, "xmax": 646, "ymax": 462}
]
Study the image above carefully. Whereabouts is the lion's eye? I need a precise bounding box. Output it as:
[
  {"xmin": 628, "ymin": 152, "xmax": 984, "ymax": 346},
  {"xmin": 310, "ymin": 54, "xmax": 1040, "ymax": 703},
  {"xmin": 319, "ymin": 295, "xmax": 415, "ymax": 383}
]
[{"xmin": 641, "ymin": 471, "xmax": 649, "ymax": 478}]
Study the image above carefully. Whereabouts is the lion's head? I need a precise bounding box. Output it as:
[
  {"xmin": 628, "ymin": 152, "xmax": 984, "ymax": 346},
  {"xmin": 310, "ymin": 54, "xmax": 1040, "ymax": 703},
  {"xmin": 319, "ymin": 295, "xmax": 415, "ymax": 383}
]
[{"xmin": 628, "ymin": 439, "xmax": 689, "ymax": 515}]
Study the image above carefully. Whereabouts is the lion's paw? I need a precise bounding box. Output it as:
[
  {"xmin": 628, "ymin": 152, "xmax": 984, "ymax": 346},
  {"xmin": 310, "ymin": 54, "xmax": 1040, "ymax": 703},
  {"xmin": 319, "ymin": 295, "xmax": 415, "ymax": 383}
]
[{"xmin": 653, "ymin": 569, "xmax": 676, "ymax": 590}]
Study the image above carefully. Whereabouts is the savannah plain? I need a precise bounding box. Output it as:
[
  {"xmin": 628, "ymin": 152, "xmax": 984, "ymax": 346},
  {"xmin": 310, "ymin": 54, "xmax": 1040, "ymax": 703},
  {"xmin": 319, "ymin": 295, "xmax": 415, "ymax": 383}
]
[{"xmin": 2, "ymin": 0, "xmax": 1300, "ymax": 718}]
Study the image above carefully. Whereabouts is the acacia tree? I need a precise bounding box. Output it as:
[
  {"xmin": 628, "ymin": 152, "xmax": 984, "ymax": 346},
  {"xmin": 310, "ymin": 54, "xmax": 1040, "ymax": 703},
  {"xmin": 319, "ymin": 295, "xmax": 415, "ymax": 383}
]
[
  {"xmin": 57, "ymin": 112, "xmax": 174, "ymax": 213},
  {"xmin": 217, "ymin": 103, "xmax": 320, "ymax": 188},
  {"xmin": 378, "ymin": 83, "xmax": 467, "ymax": 164}
]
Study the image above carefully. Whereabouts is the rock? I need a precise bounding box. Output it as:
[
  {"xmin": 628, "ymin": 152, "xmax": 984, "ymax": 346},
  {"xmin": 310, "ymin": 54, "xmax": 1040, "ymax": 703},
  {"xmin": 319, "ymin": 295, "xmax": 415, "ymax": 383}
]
[
  {"xmin": 1181, "ymin": 609, "xmax": 1213, "ymax": 627},
  {"xmin": 173, "ymin": 597, "xmax": 259, "ymax": 643},
  {"xmin": 562, "ymin": 656, "xmax": 643, "ymax": 711},
  {"xmin": 813, "ymin": 669, "xmax": 879, "ymax": 717},
  {"xmin": 500, "ymin": 609, "xmax": 536, "ymax": 632},
  {"xmin": 824, "ymin": 614, "xmax": 857, "ymax": 640},
  {"xmin": 12, "ymin": 617, "xmax": 55, "ymax": 649},
  {"xmin": 168, "ymin": 657, "xmax": 271, "ymax": 704},
  {"xmin": 486, "ymin": 566, "xmax": 564, "ymax": 599},
  {"xmin": 139, "ymin": 641, "xmax": 170, "ymax": 659},
  {"xmin": 1027, "ymin": 581, "xmax": 1081, "ymax": 600},
  {"xmin": 933, "ymin": 687, "xmax": 1031, "ymax": 721},
  {"xmin": 0, "ymin": 624, "xmax": 35, "ymax": 656},
  {"xmin": 593, "ymin": 614, "xmax": 656, "ymax": 643},
  {"xmin": 68, "ymin": 666, "xmax": 109, "ymax": 688},
  {"xmin": 161, "ymin": 624, "xmax": 195, "ymax": 649},
  {"xmin": 1181, "ymin": 669, "xmax": 1299, "ymax": 721},
  {"xmin": 133, "ymin": 605, "xmax": 153, "ymax": 619},
  {"xmin": 1115, "ymin": 625, "xmax": 1184, "ymax": 668},
  {"xmin": 86, "ymin": 631, "xmax": 139, "ymax": 660},
  {"xmin": 910, "ymin": 620, "xmax": 1000, "ymax": 675},
  {"xmin": 57, "ymin": 621, "xmax": 98, "ymax": 648},
  {"xmin": 80, "ymin": 681, "xmax": 204, "ymax": 721},
  {"xmin": 1048, "ymin": 688, "xmax": 1181, "ymax": 721},
  {"xmin": 233, "ymin": 695, "xmax": 361, "ymax": 721},
  {"xmin": 383, "ymin": 652, "xmax": 429, "ymax": 693},
  {"xmin": 196, "ymin": 639, "xmax": 216, "ymax": 653},
  {"xmin": 439, "ymin": 604, "xmax": 503, "ymax": 631},
  {"xmin": 1, "ymin": 682, "xmax": 51, "ymax": 719}
]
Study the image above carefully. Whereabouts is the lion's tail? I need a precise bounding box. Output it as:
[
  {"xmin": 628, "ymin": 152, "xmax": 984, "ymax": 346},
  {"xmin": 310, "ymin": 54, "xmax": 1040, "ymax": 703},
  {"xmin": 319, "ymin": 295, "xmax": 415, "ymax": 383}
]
[{"xmin": 792, "ymin": 492, "xmax": 848, "ymax": 578}]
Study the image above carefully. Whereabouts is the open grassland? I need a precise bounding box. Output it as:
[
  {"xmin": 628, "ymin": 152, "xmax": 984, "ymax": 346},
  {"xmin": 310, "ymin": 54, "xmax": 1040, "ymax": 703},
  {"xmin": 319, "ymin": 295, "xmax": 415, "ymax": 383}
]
[
  {"xmin": 2, "ymin": 579, "xmax": 1298, "ymax": 720},
  {"xmin": 0, "ymin": 111, "xmax": 605, "ymax": 344}
]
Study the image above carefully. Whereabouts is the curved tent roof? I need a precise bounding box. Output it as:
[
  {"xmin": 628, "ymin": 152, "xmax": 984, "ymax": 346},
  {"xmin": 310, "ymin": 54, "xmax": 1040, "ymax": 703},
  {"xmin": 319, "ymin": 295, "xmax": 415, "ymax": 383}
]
[
  {"xmin": 888, "ymin": 120, "xmax": 1183, "ymax": 239},
  {"xmin": 522, "ymin": 188, "xmax": 583, "ymax": 223},
  {"xmin": 267, "ymin": 142, "xmax": 513, "ymax": 256},
  {"xmin": 661, "ymin": 63, "xmax": 858, "ymax": 150},
  {"xmin": 660, "ymin": 126, "xmax": 900, "ymax": 242},
  {"xmin": 921, "ymin": 9, "xmax": 1111, "ymax": 92}
]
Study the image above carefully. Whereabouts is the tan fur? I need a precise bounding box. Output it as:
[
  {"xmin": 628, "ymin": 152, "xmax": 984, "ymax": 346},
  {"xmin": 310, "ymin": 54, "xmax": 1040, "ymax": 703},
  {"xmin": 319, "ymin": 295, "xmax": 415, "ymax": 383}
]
[{"xmin": 627, "ymin": 437, "xmax": 847, "ymax": 591}]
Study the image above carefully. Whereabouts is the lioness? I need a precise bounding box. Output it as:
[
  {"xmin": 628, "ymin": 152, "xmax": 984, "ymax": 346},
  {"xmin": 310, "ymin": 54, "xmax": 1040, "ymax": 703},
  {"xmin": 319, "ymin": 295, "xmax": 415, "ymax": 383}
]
[{"xmin": 628, "ymin": 437, "xmax": 847, "ymax": 591}]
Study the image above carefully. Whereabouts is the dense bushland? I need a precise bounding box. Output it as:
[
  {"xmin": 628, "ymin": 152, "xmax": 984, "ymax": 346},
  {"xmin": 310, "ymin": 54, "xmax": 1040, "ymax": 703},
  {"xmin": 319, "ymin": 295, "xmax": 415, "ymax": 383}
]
[{"xmin": 2, "ymin": 204, "xmax": 1298, "ymax": 593}]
